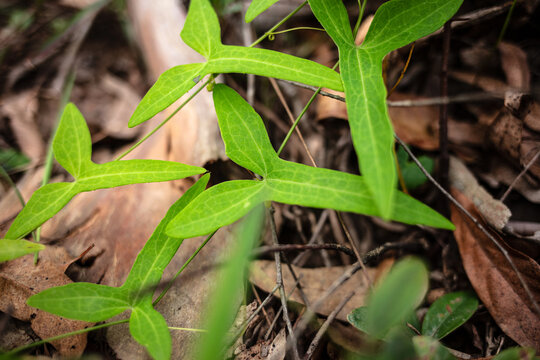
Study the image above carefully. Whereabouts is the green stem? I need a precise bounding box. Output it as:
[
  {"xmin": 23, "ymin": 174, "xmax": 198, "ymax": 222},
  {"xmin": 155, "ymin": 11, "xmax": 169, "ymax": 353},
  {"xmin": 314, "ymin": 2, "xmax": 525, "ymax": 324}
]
[
  {"xmin": 353, "ymin": 0, "xmax": 368, "ymax": 37},
  {"xmin": 33, "ymin": 71, "xmax": 75, "ymax": 263},
  {"xmin": 115, "ymin": 77, "xmax": 212, "ymax": 161},
  {"xmin": 269, "ymin": 26, "xmax": 325, "ymax": 38},
  {"xmin": 168, "ymin": 326, "xmax": 208, "ymax": 333},
  {"xmin": 277, "ymin": 61, "xmax": 339, "ymax": 156},
  {"xmin": 153, "ymin": 230, "xmax": 217, "ymax": 306},
  {"xmin": 5, "ymin": 319, "xmax": 128, "ymax": 356},
  {"xmin": 496, "ymin": 0, "xmax": 517, "ymax": 46},
  {"xmin": 250, "ymin": 0, "xmax": 308, "ymax": 47},
  {"xmin": 0, "ymin": 166, "xmax": 25, "ymax": 208}
]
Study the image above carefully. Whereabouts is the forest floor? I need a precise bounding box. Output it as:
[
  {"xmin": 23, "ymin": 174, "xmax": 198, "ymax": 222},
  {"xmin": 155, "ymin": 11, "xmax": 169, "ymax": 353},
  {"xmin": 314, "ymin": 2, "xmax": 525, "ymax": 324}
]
[{"xmin": 0, "ymin": 0, "xmax": 539, "ymax": 359}]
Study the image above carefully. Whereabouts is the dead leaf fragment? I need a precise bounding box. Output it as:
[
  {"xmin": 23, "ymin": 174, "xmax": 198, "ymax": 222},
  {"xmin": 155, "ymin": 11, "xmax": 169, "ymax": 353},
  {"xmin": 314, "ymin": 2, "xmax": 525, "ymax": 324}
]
[
  {"xmin": 498, "ymin": 42, "xmax": 530, "ymax": 91},
  {"xmin": 449, "ymin": 156, "xmax": 511, "ymax": 230},
  {"xmin": 450, "ymin": 189, "xmax": 540, "ymax": 349},
  {"xmin": 250, "ymin": 260, "xmax": 391, "ymax": 322},
  {"xmin": 0, "ymin": 248, "xmax": 92, "ymax": 357}
]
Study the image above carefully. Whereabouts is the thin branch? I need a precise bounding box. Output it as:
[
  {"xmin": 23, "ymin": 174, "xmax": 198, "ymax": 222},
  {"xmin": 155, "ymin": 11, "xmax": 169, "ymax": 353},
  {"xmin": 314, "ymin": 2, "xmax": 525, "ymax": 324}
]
[
  {"xmin": 278, "ymin": 79, "xmax": 504, "ymax": 107},
  {"xmin": 270, "ymin": 77, "xmax": 316, "ymax": 166},
  {"xmin": 439, "ymin": 21, "xmax": 451, "ymax": 193},
  {"xmin": 395, "ymin": 136, "xmax": 540, "ymax": 316},
  {"xmin": 500, "ymin": 148, "xmax": 540, "ymax": 202},
  {"xmin": 304, "ymin": 290, "xmax": 356, "ymax": 360},
  {"xmin": 255, "ymin": 243, "xmax": 356, "ymax": 259},
  {"xmin": 268, "ymin": 206, "xmax": 300, "ymax": 360}
]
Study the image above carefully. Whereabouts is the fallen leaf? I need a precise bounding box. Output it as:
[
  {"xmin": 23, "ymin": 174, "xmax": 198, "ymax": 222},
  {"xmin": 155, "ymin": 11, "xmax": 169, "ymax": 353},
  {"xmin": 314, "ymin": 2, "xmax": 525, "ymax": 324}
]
[
  {"xmin": 450, "ymin": 189, "xmax": 540, "ymax": 349},
  {"xmin": 249, "ymin": 259, "xmax": 393, "ymax": 322},
  {"xmin": 449, "ymin": 156, "xmax": 511, "ymax": 230},
  {"xmin": 1, "ymin": 90, "xmax": 45, "ymax": 165},
  {"xmin": 498, "ymin": 42, "xmax": 530, "ymax": 91},
  {"xmin": 0, "ymin": 248, "xmax": 93, "ymax": 356}
]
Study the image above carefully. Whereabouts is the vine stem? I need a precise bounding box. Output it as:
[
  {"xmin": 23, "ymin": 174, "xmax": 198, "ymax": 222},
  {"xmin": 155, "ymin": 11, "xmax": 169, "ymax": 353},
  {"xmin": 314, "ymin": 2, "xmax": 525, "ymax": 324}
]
[
  {"xmin": 250, "ymin": 1, "xmax": 308, "ymax": 47},
  {"xmin": 115, "ymin": 78, "xmax": 212, "ymax": 161},
  {"xmin": 153, "ymin": 230, "xmax": 217, "ymax": 306},
  {"xmin": 6, "ymin": 319, "xmax": 129, "ymax": 356}
]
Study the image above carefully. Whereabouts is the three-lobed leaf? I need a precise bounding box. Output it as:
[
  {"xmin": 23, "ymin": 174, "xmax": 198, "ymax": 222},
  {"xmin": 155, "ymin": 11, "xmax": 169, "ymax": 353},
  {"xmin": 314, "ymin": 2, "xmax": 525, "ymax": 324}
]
[
  {"xmin": 166, "ymin": 85, "xmax": 454, "ymax": 239},
  {"xmin": 129, "ymin": 0, "xmax": 343, "ymax": 127},
  {"xmin": 27, "ymin": 174, "xmax": 210, "ymax": 359},
  {"xmin": 421, "ymin": 291, "xmax": 478, "ymax": 340},
  {"xmin": 0, "ymin": 239, "xmax": 45, "ymax": 263},
  {"xmin": 309, "ymin": 0, "xmax": 463, "ymax": 218},
  {"xmin": 6, "ymin": 103, "xmax": 205, "ymax": 240}
]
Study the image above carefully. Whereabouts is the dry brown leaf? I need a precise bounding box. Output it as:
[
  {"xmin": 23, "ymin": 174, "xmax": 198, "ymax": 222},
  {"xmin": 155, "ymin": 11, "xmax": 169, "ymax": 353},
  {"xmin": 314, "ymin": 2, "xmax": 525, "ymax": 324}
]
[
  {"xmin": 249, "ymin": 259, "xmax": 393, "ymax": 322},
  {"xmin": 450, "ymin": 189, "xmax": 540, "ymax": 349},
  {"xmin": 450, "ymin": 71, "xmax": 509, "ymax": 93},
  {"xmin": 1, "ymin": 91, "xmax": 45, "ymax": 164},
  {"xmin": 388, "ymin": 93, "xmax": 439, "ymax": 150},
  {"xmin": 449, "ymin": 156, "xmax": 511, "ymax": 230},
  {"xmin": 498, "ymin": 42, "xmax": 530, "ymax": 91},
  {"xmin": 0, "ymin": 248, "xmax": 92, "ymax": 356}
]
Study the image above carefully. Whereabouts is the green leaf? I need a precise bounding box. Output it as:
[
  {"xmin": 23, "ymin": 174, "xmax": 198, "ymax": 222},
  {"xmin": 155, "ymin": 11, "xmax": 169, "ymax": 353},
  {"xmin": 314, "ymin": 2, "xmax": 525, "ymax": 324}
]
[
  {"xmin": 245, "ymin": 0, "xmax": 279, "ymax": 23},
  {"xmin": 207, "ymin": 46, "xmax": 343, "ymax": 92},
  {"xmin": 198, "ymin": 205, "xmax": 265, "ymax": 360},
  {"xmin": 53, "ymin": 103, "xmax": 92, "ymax": 178},
  {"xmin": 130, "ymin": 301, "xmax": 171, "ymax": 360},
  {"xmin": 347, "ymin": 306, "xmax": 369, "ymax": 334},
  {"xmin": 307, "ymin": 0, "xmax": 353, "ymax": 47},
  {"xmin": 6, "ymin": 104, "xmax": 206, "ymax": 239},
  {"xmin": 421, "ymin": 291, "xmax": 478, "ymax": 340},
  {"xmin": 169, "ymin": 85, "xmax": 453, "ymax": 238},
  {"xmin": 0, "ymin": 148, "xmax": 29, "ymax": 171},
  {"xmin": 130, "ymin": 0, "xmax": 343, "ymax": 127},
  {"xmin": 492, "ymin": 347, "xmax": 537, "ymax": 360},
  {"xmin": 5, "ymin": 183, "xmax": 77, "ymax": 240},
  {"xmin": 180, "ymin": 0, "xmax": 221, "ymax": 58},
  {"xmin": 166, "ymin": 180, "xmax": 269, "ymax": 238},
  {"xmin": 129, "ymin": 64, "xmax": 205, "ymax": 127},
  {"xmin": 365, "ymin": 257, "xmax": 428, "ymax": 339},
  {"xmin": 362, "ymin": 0, "xmax": 463, "ymax": 56},
  {"xmin": 77, "ymin": 160, "xmax": 204, "ymax": 190},
  {"xmin": 27, "ymin": 283, "xmax": 130, "ymax": 322},
  {"xmin": 123, "ymin": 174, "xmax": 210, "ymax": 302},
  {"xmin": 412, "ymin": 336, "xmax": 455, "ymax": 360},
  {"xmin": 397, "ymin": 147, "xmax": 433, "ymax": 190},
  {"xmin": 340, "ymin": 44, "xmax": 397, "ymax": 219},
  {"xmin": 0, "ymin": 239, "xmax": 45, "ymax": 262},
  {"xmin": 213, "ymin": 84, "xmax": 276, "ymax": 176},
  {"xmin": 309, "ymin": 0, "xmax": 463, "ymax": 219}
]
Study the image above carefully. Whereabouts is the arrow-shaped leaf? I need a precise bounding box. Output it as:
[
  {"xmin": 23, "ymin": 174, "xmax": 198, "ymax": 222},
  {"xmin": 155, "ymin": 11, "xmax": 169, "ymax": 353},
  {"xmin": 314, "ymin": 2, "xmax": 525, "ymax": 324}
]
[
  {"xmin": 166, "ymin": 85, "xmax": 453, "ymax": 239},
  {"xmin": 309, "ymin": 0, "xmax": 463, "ymax": 218},
  {"xmin": 129, "ymin": 0, "xmax": 343, "ymax": 127},
  {"xmin": 6, "ymin": 103, "xmax": 205, "ymax": 240}
]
